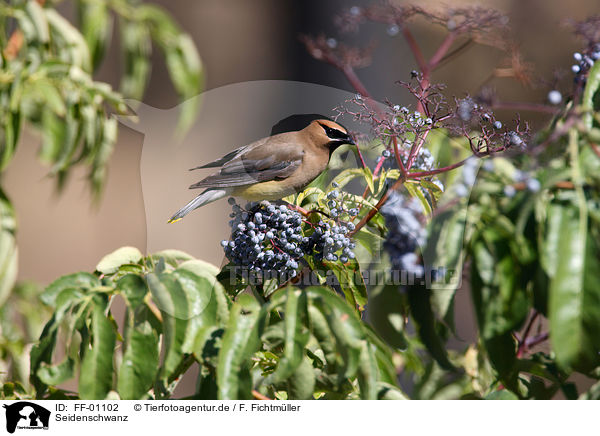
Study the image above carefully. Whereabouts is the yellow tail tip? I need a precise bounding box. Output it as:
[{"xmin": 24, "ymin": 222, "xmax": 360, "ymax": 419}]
[{"xmin": 167, "ymin": 217, "xmax": 182, "ymax": 224}]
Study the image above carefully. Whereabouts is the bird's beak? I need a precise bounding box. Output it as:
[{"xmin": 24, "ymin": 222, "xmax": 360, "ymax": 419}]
[{"xmin": 346, "ymin": 135, "xmax": 356, "ymax": 146}]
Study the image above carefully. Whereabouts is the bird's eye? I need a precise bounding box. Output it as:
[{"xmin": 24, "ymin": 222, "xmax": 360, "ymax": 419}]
[{"xmin": 319, "ymin": 123, "xmax": 347, "ymax": 140}]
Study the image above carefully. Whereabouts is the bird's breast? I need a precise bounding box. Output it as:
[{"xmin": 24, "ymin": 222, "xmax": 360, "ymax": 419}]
[{"xmin": 232, "ymin": 181, "xmax": 299, "ymax": 200}]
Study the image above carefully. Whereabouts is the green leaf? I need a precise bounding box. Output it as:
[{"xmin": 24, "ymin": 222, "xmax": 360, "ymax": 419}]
[
  {"xmin": 368, "ymin": 283, "xmax": 408, "ymax": 350},
  {"xmin": 407, "ymin": 282, "xmax": 454, "ymax": 370},
  {"xmin": 485, "ymin": 389, "xmax": 519, "ymax": 400},
  {"xmin": 96, "ymin": 246, "xmax": 143, "ymax": 275},
  {"xmin": 90, "ymin": 116, "xmax": 118, "ymax": 196},
  {"xmin": 0, "ymin": 110, "xmax": 21, "ymax": 171},
  {"xmin": 217, "ymin": 295, "xmax": 265, "ymax": 399},
  {"xmin": 307, "ymin": 287, "xmax": 365, "ymax": 380},
  {"xmin": 162, "ymin": 34, "xmax": 203, "ymax": 135},
  {"xmin": 119, "ymin": 19, "xmax": 151, "ymax": 99},
  {"xmin": 328, "ymin": 258, "xmax": 368, "ymax": 312},
  {"xmin": 30, "ymin": 318, "xmax": 59, "ymax": 395},
  {"xmin": 272, "ymin": 289, "xmax": 309, "ymax": 381},
  {"xmin": 41, "ymin": 272, "xmax": 100, "ymax": 307},
  {"xmin": 37, "ymin": 358, "xmax": 75, "ymax": 386},
  {"xmin": 25, "ymin": 1, "xmax": 49, "ymax": 43},
  {"xmin": 153, "ymin": 249, "xmax": 196, "ymax": 267},
  {"xmin": 117, "ymin": 321, "xmax": 159, "ymax": 400},
  {"xmin": 117, "ymin": 274, "xmax": 148, "ymax": 308},
  {"xmin": 548, "ymin": 201, "xmax": 600, "ymax": 372},
  {"xmin": 357, "ymin": 342, "xmax": 378, "ymax": 399},
  {"xmin": 26, "ymin": 78, "xmax": 66, "ymax": 117},
  {"xmin": 0, "ymin": 189, "xmax": 17, "ymax": 306},
  {"xmin": 405, "ymin": 181, "xmax": 432, "ymax": 215},
  {"xmin": 286, "ymin": 356, "xmax": 316, "ymax": 400},
  {"xmin": 327, "ymin": 168, "xmax": 367, "ymax": 191},
  {"xmin": 377, "ymin": 382, "xmax": 408, "ymax": 400},
  {"xmin": 363, "ymin": 166, "xmax": 375, "ymax": 194},
  {"xmin": 583, "ymin": 57, "xmax": 600, "ymax": 129},
  {"xmin": 79, "ymin": 297, "xmax": 116, "ymax": 399},
  {"xmin": 45, "ymin": 8, "xmax": 92, "ymax": 72},
  {"xmin": 78, "ymin": 0, "xmax": 113, "ymax": 71},
  {"xmin": 39, "ymin": 109, "xmax": 66, "ymax": 164},
  {"xmin": 472, "ymin": 230, "xmax": 529, "ymax": 339},
  {"xmin": 146, "ymin": 273, "xmax": 189, "ymax": 383}
]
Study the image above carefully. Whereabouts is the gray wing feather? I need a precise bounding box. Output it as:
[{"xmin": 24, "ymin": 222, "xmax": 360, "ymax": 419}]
[
  {"xmin": 187, "ymin": 136, "xmax": 305, "ymax": 190},
  {"xmin": 189, "ymin": 159, "xmax": 300, "ymax": 189}
]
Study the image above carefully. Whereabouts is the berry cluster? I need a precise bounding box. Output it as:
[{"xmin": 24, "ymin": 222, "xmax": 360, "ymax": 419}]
[
  {"xmin": 306, "ymin": 188, "xmax": 357, "ymax": 262},
  {"xmin": 220, "ymin": 197, "xmax": 357, "ymax": 280},
  {"xmin": 380, "ymin": 191, "xmax": 426, "ymax": 279},
  {"xmin": 221, "ymin": 201, "xmax": 304, "ymax": 279},
  {"xmin": 571, "ymin": 46, "xmax": 600, "ymax": 81}
]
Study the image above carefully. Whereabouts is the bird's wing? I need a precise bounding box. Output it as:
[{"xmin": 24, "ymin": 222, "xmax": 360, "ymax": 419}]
[
  {"xmin": 189, "ymin": 145, "xmax": 249, "ymax": 170},
  {"xmin": 188, "ymin": 138, "xmax": 304, "ymax": 189}
]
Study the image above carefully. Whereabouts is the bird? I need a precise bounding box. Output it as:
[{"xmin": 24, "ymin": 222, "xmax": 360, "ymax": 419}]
[{"xmin": 168, "ymin": 117, "xmax": 355, "ymax": 223}]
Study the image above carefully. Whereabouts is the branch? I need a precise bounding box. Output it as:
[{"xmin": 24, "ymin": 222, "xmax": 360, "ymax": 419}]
[
  {"xmin": 516, "ymin": 311, "xmax": 539, "ymax": 358},
  {"xmin": 401, "ymin": 27, "xmax": 427, "ymax": 73},
  {"xmin": 435, "ymin": 38, "xmax": 474, "ymax": 69},
  {"xmin": 407, "ymin": 158, "xmax": 468, "ymax": 179},
  {"xmin": 252, "ymin": 390, "xmax": 273, "ymax": 400},
  {"xmin": 428, "ymin": 32, "xmax": 457, "ymax": 70}
]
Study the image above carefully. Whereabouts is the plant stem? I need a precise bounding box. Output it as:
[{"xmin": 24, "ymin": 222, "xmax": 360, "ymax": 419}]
[
  {"xmin": 516, "ymin": 310, "xmax": 539, "ymax": 358},
  {"xmin": 252, "ymin": 390, "xmax": 273, "ymax": 400},
  {"xmin": 428, "ymin": 32, "xmax": 457, "ymax": 70},
  {"xmin": 407, "ymin": 158, "xmax": 468, "ymax": 179},
  {"xmin": 401, "ymin": 27, "xmax": 427, "ymax": 73}
]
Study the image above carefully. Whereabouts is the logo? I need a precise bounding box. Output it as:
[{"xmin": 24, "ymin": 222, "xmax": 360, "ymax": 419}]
[{"xmin": 2, "ymin": 402, "xmax": 50, "ymax": 434}]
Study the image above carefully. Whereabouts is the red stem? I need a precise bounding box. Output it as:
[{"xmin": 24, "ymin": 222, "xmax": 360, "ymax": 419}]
[
  {"xmin": 406, "ymin": 127, "xmax": 431, "ymax": 170},
  {"xmin": 401, "ymin": 27, "xmax": 427, "ymax": 73},
  {"xmin": 407, "ymin": 158, "xmax": 468, "ymax": 179},
  {"xmin": 428, "ymin": 32, "xmax": 457, "ymax": 70}
]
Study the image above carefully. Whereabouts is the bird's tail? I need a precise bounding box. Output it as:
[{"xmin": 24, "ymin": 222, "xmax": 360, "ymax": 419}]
[{"xmin": 168, "ymin": 189, "xmax": 228, "ymax": 223}]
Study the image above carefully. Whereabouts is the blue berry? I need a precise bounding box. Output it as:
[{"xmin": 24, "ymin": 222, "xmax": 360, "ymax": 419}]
[{"xmin": 547, "ymin": 90, "xmax": 562, "ymax": 105}]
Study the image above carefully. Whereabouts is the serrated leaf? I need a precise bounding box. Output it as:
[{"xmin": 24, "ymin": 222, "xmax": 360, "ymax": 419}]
[
  {"xmin": 78, "ymin": 0, "xmax": 113, "ymax": 71},
  {"xmin": 0, "ymin": 110, "xmax": 21, "ymax": 171},
  {"xmin": 79, "ymin": 297, "xmax": 116, "ymax": 399},
  {"xmin": 548, "ymin": 201, "xmax": 600, "ymax": 372},
  {"xmin": 272, "ymin": 289, "xmax": 309, "ymax": 381},
  {"xmin": 286, "ymin": 356, "xmax": 315, "ymax": 400},
  {"xmin": 307, "ymin": 287, "xmax": 365, "ymax": 380},
  {"xmin": 26, "ymin": 1, "xmax": 49, "ymax": 43},
  {"xmin": 327, "ymin": 168, "xmax": 366, "ymax": 191},
  {"xmin": 327, "ymin": 258, "xmax": 367, "ymax": 312},
  {"xmin": 368, "ymin": 283, "xmax": 408, "ymax": 350},
  {"xmin": 357, "ymin": 342, "xmax": 378, "ymax": 399},
  {"xmin": 96, "ymin": 246, "xmax": 143, "ymax": 275},
  {"xmin": 217, "ymin": 295, "xmax": 265, "ymax": 399},
  {"xmin": 119, "ymin": 19, "xmax": 151, "ymax": 99},
  {"xmin": 45, "ymin": 8, "xmax": 91, "ymax": 72},
  {"xmin": 407, "ymin": 282, "xmax": 454, "ymax": 370},
  {"xmin": 41, "ymin": 272, "xmax": 100, "ymax": 307},
  {"xmin": 117, "ymin": 321, "xmax": 159, "ymax": 400},
  {"xmin": 146, "ymin": 273, "xmax": 189, "ymax": 383},
  {"xmin": 37, "ymin": 358, "xmax": 75, "ymax": 386},
  {"xmin": 117, "ymin": 274, "xmax": 148, "ymax": 308},
  {"xmin": 583, "ymin": 57, "xmax": 600, "ymax": 129}
]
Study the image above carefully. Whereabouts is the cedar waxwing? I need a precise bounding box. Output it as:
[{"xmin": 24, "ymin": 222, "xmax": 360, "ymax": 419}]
[{"xmin": 168, "ymin": 118, "xmax": 355, "ymax": 223}]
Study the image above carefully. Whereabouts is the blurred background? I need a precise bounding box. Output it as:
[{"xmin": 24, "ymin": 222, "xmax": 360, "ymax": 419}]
[{"xmin": 3, "ymin": 0, "xmax": 599, "ymax": 393}]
